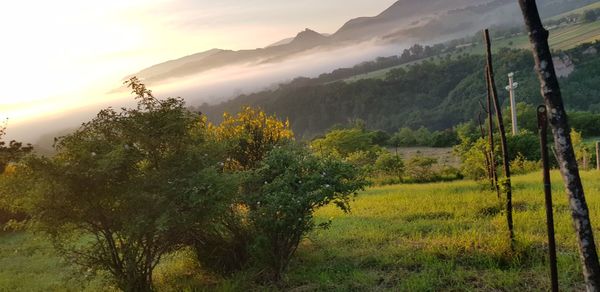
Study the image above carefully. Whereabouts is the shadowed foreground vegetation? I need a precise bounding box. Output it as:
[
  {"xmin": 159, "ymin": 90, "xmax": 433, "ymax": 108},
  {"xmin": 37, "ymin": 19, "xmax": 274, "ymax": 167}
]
[{"xmin": 3, "ymin": 171, "xmax": 600, "ymax": 291}]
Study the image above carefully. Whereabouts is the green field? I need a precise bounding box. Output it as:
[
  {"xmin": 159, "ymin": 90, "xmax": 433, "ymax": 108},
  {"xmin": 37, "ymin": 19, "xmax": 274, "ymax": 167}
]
[{"xmin": 3, "ymin": 171, "xmax": 600, "ymax": 291}]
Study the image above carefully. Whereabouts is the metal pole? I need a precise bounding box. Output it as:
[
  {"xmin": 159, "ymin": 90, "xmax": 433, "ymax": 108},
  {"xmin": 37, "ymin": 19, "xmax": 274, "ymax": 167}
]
[
  {"xmin": 507, "ymin": 73, "xmax": 519, "ymax": 136},
  {"xmin": 538, "ymin": 105, "xmax": 559, "ymax": 292}
]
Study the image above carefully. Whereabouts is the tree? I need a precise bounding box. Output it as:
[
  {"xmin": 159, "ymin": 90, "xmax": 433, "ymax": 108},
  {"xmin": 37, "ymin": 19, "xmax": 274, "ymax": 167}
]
[
  {"xmin": 414, "ymin": 127, "xmax": 433, "ymax": 146},
  {"xmin": 390, "ymin": 128, "xmax": 417, "ymax": 147},
  {"xmin": 10, "ymin": 78, "xmax": 234, "ymax": 291},
  {"xmin": 311, "ymin": 128, "xmax": 378, "ymax": 158}
]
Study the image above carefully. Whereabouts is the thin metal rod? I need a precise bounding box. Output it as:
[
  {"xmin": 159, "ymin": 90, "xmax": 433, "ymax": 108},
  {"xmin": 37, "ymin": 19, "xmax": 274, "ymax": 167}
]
[{"xmin": 538, "ymin": 105, "xmax": 559, "ymax": 292}]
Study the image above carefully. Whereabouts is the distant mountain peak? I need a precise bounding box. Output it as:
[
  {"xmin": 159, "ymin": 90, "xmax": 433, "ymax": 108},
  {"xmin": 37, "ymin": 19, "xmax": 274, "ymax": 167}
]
[
  {"xmin": 280, "ymin": 28, "xmax": 329, "ymax": 49},
  {"xmin": 292, "ymin": 28, "xmax": 327, "ymax": 42}
]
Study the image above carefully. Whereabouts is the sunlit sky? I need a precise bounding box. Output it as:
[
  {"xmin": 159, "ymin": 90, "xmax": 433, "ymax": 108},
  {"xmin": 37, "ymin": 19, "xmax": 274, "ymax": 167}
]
[{"xmin": 0, "ymin": 0, "xmax": 396, "ymax": 126}]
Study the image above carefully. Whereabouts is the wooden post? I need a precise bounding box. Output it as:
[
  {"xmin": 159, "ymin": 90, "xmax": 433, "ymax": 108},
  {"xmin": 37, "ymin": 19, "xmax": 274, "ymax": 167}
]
[
  {"xmin": 538, "ymin": 105, "xmax": 559, "ymax": 292},
  {"xmin": 596, "ymin": 141, "xmax": 600, "ymax": 171},
  {"xmin": 478, "ymin": 112, "xmax": 493, "ymax": 184},
  {"xmin": 485, "ymin": 67, "xmax": 499, "ymax": 195},
  {"xmin": 484, "ymin": 29, "xmax": 514, "ymax": 243},
  {"xmin": 517, "ymin": 1, "xmax": 600, "ymax": 289}
]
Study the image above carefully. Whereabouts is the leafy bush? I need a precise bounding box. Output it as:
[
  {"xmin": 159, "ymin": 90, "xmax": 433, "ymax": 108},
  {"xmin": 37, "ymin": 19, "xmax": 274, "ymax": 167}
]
[
  {"xmin": 345, "ymin": 150, "xmax": 379, "ymax": 174},
  {"xmin": 458, "ymin": 138, "xmax": 491, "ymax": 180},
  {"xmin": 375, "ymin": 152, "xmax": 404, "ymax": 180},
  {"xmin": 439, "ymin": 165, "xmax": 464, "ymax": 180},
  {"xmin": 507, "ymin": 131, "xmax": 540, "ymax": 162},
  {"xmin": 242, "ymin": 145, "xmax": 367, "ymax": 280},
  {"xmin": 405, "ymin": 154, "xmax": 439, "ymax": 183},
  {"xmin": 510, "ymin": 154, "xmax": 540, "ymax": 175},
  {"xmin": 311, "ymin": 128, "xmax": 379, "ymax": 158}
]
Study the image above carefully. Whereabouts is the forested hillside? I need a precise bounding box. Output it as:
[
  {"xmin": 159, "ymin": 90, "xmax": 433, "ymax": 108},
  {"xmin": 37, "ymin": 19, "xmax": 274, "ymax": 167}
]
[{"xmin": 199, "ymin": 42, "xmax": 600, "ymax": 139}]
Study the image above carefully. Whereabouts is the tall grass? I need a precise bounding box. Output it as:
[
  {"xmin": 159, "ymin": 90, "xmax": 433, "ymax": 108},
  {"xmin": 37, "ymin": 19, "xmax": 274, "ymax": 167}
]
[{"xmin": 3, "ymin": 171, "xmax": 600, "ymax": 290}]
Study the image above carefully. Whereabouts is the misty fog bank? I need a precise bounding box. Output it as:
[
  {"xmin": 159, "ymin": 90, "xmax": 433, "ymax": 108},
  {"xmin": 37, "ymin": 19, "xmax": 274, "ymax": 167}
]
[{"xmin": 5, "ymin": 39, "xmax": 414, "ymax": 147}]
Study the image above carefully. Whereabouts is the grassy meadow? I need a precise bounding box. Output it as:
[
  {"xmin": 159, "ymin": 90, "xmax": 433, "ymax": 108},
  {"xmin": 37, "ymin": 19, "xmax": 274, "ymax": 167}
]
[{"xmin": 3, "ymin": 170, "xmax": 600, "ymax": 291}]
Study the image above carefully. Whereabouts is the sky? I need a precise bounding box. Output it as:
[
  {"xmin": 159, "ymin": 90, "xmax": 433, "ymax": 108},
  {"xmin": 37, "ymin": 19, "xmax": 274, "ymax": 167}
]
[{"xmin": 0, "ymin": 0, "xmax": 397, "ymax": 129}]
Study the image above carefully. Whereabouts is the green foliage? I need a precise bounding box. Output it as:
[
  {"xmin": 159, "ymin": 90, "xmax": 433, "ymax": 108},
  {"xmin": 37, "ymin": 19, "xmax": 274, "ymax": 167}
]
[
  {"xmin": 7, "ymin": 171, "xmax": 600, "ymax": 290},
  {"xmin": 242, "ymin": 144, "xmax": 367, "ymax": 280},
  {"xmin": 202, "ymin": 43, "xmax": 600, "ymax": 140},
  {"xmin": 457, "ymin": 138, "xmax": 491, "ymax": 181},
  {"xmin": 374, "ymin": 152, "xmax": 405, "ymax": 180},
  {"xmin": 0, "ymin": 126, "xmax": 33, "ymax": 228},
  {"xmin": 507, "ymin": 131, "xmax": 540, "ymax": 162},
  {"xmin": 311, "ymin": 128, "xmax": 378, "ymax": 158},
  {"xmin": 582, "ymin": 9, "xmax": 599, "ymax": 22},
  {"xmin": 510, "ymin": 154, "xmax": 540, "ymax": 175},
  {"xmin": 390, "ymin": 128, "xmax": 416, "ymax": 147},
  {"xmin": 370, "ymin": 130, "xmax": 391, "ymax": 147},
  {"xmin": 345, "ymin": 150, "xmax": 379, "ymax": 174},
  {"xmin": 390, "ymin": 127, "xmax": 457, "ymax": 148},
  {"xmin": 0, "ymin": 138, "xmax": 33, "ymax": 174},
  {"xmin": 569, "ymin": 111, "xmax": 600, "ymax": 137},
  {"xmin": 405, "ymin": 154, "xmax": 438, "ymax": 183}
]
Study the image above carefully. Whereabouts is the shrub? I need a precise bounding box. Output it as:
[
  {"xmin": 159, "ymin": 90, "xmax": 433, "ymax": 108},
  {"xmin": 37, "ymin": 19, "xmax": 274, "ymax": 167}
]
[
  {"xmin": 242, "ymin": 144, "xmax": 367, "ymax": 280},
  {"xmin": 311, "ymin": 128, "xmax": 378, "ymax": 157},
  {"xmin": 510, "ymin": 153, "xmax": 540, "ymax": 175},
  {"xmin": 458, "ymin": 138, "xmax": 493, "ymax": 181},
  {"xmin": 375, "ymin": 152, "xmax": 404, "ymax": 180},
  {"xmin": 345, "ymin": 150, "xmax": 379, "ymax": 174},
  {"xmin": 406, "ymin": 154, "xmax": 438, "ymax": 182}
]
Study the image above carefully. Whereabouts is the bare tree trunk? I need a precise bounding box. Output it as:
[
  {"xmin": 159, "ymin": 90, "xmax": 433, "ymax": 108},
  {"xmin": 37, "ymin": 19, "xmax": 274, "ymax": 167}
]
[
  {"xmin": 484, "ymin": 29, "xmax": 514, "ymax": 243},
  {"xmin": 485, "ymin": 67, "xmax": 500, "ymax": 195},
  {"xmin": 517, "ymin": 1, "xmax": 600, "ymax": 290}
]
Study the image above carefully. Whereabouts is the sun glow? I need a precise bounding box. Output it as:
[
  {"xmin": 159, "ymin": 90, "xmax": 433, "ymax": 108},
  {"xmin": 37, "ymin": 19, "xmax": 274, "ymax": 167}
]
[
  {"xmin": 0, "ymin": 0, "xmax": 185, "ymax": 124},
  {"xmin": 0, "ymin": 0, "xmax": 397, "ymax": 129}
]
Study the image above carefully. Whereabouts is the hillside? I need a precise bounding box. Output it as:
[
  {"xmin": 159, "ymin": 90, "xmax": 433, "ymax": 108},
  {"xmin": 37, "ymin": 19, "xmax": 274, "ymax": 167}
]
[
  {"xmin": 198, "ymin": 42, "xmax": 600, "ymax": 139},
  {"xmin": 2, "ymin": 171, "xmax": 597, "ymax": 290}
]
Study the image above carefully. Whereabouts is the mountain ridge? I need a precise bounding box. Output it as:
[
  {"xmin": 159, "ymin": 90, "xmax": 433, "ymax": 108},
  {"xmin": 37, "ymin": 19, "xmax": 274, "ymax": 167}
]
[{"xmin": 128, "ymin": 0, "xmax": 597, "ymax": 86}]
